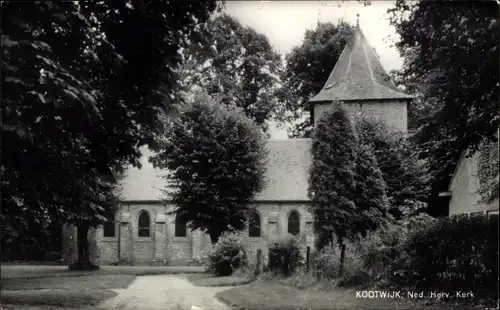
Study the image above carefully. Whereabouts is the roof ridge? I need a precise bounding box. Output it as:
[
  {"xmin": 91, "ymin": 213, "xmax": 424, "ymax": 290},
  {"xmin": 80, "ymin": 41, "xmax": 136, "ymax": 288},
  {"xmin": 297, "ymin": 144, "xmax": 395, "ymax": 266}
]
[
  {"xmin": 359, "ymin": 30, "xmax": 375, "ymax": 83},
  {"xmin": 343, "ymin": 31, "xmax": 357, "ymax": 83},
  {"xmin": 324, "ymin": 43, "xmax": 349, "ymax": 89}
]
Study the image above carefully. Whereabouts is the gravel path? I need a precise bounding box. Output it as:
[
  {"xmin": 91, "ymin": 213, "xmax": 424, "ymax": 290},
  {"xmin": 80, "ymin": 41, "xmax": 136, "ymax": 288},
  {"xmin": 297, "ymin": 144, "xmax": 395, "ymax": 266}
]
[{"xmin": 98, "ymin": 275, "xmax": 232, "ymax": 310}]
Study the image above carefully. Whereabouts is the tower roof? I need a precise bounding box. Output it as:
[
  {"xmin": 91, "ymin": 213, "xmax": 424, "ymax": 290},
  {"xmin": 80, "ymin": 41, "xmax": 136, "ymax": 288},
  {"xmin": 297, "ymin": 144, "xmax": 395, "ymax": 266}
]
[{"xmin": 310, "ymin": 23, "xmax": 412, "ymax": 102}]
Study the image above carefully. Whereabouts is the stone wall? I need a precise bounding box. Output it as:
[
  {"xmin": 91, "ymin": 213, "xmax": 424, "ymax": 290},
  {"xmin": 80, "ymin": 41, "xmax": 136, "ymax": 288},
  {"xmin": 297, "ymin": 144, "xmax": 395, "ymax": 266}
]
[
  {"xmin": 62, "ymin": 201, "xmax": 315, "ymax": 265},
  {"xmin": 314, "ymin": 100, "xmax": 408, "ymax": 136},
  {"xmin": 449, "ymin": 150, "xmax": 499, "ymax": 215}
]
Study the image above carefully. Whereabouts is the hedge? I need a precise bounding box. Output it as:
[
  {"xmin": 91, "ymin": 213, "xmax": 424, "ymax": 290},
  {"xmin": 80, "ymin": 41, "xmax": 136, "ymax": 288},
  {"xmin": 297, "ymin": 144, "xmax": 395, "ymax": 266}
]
[{"xmin": 391, "ymin": 214, "xmax": 498, "ymax": 298}]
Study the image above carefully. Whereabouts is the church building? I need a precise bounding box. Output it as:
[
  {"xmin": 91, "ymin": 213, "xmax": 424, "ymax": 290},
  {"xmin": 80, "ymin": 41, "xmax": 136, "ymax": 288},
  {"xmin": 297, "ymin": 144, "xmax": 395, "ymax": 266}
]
[{"xmin": 62, "ymin": 20, "xmax": 412, "ymax": 265}]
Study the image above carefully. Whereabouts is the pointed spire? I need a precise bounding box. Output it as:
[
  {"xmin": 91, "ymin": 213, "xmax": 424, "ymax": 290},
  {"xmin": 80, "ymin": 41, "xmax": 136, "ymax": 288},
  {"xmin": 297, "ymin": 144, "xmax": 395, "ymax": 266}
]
[{"xmin": 309, "ymin": 22, "xmax": 412, "ymax": 103}]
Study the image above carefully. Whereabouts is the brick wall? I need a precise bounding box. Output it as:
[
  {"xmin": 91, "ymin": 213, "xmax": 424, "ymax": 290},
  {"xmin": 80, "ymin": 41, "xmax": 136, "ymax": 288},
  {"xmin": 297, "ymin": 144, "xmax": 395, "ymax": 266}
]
[
  {"xmin": 62, "ymin": 201, "xmax": 315, "ymax": 266},
  {"xmin": 314, "ymin": 100, "xmax": 408, "ymax": 135}
]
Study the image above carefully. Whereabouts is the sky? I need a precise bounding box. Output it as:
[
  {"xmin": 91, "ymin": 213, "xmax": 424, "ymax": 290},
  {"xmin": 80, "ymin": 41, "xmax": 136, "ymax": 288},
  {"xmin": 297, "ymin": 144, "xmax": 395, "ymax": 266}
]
[{"xmin": 224, "ymin": 1, "xmax": 403, "ymax": 139}]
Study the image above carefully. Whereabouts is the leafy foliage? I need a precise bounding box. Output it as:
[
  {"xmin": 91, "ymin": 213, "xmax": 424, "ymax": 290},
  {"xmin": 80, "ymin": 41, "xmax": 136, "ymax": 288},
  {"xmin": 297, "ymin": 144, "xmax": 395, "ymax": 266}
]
[
  {"xmin": 391, "ymin": 214, "xmax": 498, "ymax": 302},
  {"xmin": 268, "ymin": 235, "xmax": 304, "ymax": 276},
  {"xmin": 477, "ymin": 138, "xmax": 500, "ymax": 204},
  {"xmin": 177, "ymin": 13, "xmax": 284, "ymax": 132},
  {"xmin": 205, "ymin": 231, "xmax": 249, "ymax": 276},
  {"xmin": 311, "ymin": 246, "xmax": 340, "ymax": 280},
  {"xmin": 2, "ymin": 1, "xmax": 120, "ymax": 242},
  {"xmin": 279, "ymin": 21, "xmax": 355, "ymax": 138},
  {"xmin": 150, "ymin": 93, "xmax": 268, "ymax": 243},
  {"xmin": 352, "ymin": 143, "xmax": 390, "ymax": 234},
  {"xmin": 309, "ymin": 105, "xmax": 358, "ymax": 247},
  {"xmin": 388, "ymin": 0, "xmax": 499, "ymax": 185},
  {"xmin": 2, "ymin": 1, "xmax": 218, "ymax": 266},
  {"xmin": 311, "ymin": 212, "xmax": 438, "ymax": 284},
  {"xmin": 355, "ymin": 117, "xmax": 431, "ymax": 219}
]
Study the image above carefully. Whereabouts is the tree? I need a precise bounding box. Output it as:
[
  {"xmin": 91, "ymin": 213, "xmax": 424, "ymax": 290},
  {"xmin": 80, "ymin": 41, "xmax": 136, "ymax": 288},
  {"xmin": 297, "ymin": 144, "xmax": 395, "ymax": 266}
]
[
  {"xmin": 388, "ymin": 0, "xmax": 499, "ymax": 196},
  {"xmin": 352, "ymin": 143, "xmax": 390, "ymax": 235},
  {"xmin": 149, "ymin": 93, "xmax": 268, "ymax": 244},
  {"xmin": 308, "ymin": 104, "xmax": 358, "ymax": 252},
  {"xmin": 177, "ymin": 13, "xmax": 284, "ymax": 132},
  {"xmin": 355, "ymin": 117, "xmax": 431, "ymax": 219},
  {"xmin": 2, "ymin": 1, "xmax": 218, "ymax": 269},
  {"xmin": 279, "ymin": 21, "xmax": 355, "ymax": 138}
]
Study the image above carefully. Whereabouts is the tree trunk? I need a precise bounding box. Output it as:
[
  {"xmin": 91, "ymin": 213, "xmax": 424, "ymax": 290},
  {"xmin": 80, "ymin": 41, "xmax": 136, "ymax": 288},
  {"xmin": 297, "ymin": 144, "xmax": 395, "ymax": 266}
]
[
  {"xmin": 68, "ymin": 222, "xmax": 98, "ymax": 270},
  {"xmin": 77, "ymin": 222, "xmax": 90, "ymax": 266},
  {"xmin": 209, "ymin": 230, "xmax": 221, "ymax": 245},
  {"xmin": 339, "ymin": 242, "xmax": 346, "ymax": 277}
]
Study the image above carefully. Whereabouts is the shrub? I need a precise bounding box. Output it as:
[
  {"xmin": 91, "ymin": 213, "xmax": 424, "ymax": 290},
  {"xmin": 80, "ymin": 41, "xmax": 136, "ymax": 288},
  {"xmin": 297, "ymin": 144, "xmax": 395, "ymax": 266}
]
[
  {"xmin": 312, "ymin": 223, "xmax": 410, "ymax": 287},
  {"xmin": 312, "ymin": 246, "xmax": 340, "ymax": 280},
  {"xmin": 390, "ymin": 214, "xmax": 498, "ymax": 299},
  {"xmin": 206, "ymin": 231, "xmax": 248, "ymax": 276},
  {"xmin": 268, "ymin": 234, "xmax": 304, "ymax": 276}
]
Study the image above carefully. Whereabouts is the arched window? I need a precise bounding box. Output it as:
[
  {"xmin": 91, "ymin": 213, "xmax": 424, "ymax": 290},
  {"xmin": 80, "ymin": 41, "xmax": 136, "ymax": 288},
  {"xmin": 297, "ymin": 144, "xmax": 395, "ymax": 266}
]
[
  {"xmin": 138, "ymin": 211, "xmax": 150, "ymax": 237},
  {"xmin": 248, "ymin": 212, "xmax": 261, "ymax": 237},
  {"xmin": 175, "ymin": 214, "xmax": 187, "ymax": 237},
  {"xmin": 103, "ymin": 213, "xmax": 116, "ymax": 237},
  {"xmin": 288, "ymin": 211, "xmax": 300, "ymax": 236}
]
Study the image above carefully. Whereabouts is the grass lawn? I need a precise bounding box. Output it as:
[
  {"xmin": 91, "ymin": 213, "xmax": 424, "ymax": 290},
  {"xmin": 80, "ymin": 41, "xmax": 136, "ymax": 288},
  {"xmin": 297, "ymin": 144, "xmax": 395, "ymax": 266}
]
[
  {"xmin": 184, "ymin": 273, "xmax": 254, "ymax": 287},
  {"xmin": 1, "ymin": 274, "xmax": 135, "ymax": 309},
  {"xmin": 1, "ymin": 264, "xmax": 205, "ymax": 279},
  {"xmin": 0, "ymin": 305, "xmax": 91, "ymax": 310},
  {"xmin": 0, "ymin": 265, "xmax": 205, "ymax": 309},
  {"xmin": 215, "ymin": 280, "xmax": 487, "ymax": 310}
]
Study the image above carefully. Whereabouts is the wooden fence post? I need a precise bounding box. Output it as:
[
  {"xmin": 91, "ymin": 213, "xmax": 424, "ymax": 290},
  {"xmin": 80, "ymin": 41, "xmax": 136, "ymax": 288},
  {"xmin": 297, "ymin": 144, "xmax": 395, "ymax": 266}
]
[
  {"xmin": 254, "ymin": 249, "xmax": 263, "ymax": 277},
  {"xmin": 306, "ymin": 246, "xmax": 311, "ymax": 272}
]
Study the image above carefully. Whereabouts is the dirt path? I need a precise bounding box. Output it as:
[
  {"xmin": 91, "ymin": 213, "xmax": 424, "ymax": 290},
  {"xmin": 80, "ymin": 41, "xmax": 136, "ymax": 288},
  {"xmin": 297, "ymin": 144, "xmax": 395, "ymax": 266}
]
[{"xmin": 98, "ymin": 275, "xmax": 232, "ymax": 310}]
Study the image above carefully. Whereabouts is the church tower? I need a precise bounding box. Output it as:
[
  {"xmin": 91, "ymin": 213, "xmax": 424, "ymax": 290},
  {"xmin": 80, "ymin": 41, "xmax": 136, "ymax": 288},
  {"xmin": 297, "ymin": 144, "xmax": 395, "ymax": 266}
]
[{"xmin": 309, "ymin": 16, "xmax": 412, "ymax": 135}]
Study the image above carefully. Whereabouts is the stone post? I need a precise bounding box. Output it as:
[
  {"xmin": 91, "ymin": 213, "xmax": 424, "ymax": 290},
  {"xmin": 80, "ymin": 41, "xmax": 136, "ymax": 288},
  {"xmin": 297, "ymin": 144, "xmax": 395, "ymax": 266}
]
[
  {"xmin": 254, "ymin": 249, "xmax": 263, "ymax": 277},
  {"xmin": 191, "ymin": 229, "xmax": 202, "ymax": 260},
  {"xmin": 155, "ymin": 213, "xmax": 166, "ymax": 263},
  {"xmin": 119, "ymin": 212, "xmax": 131, "ymax": 263}
]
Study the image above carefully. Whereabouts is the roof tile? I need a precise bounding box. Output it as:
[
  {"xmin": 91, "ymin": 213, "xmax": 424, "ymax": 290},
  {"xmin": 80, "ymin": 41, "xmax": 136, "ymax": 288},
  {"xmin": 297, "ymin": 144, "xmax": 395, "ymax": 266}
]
[
  {"xmin": 120, "ymin": 140, "xmax": 313, "ymax": 202},
  {"xmin": 310, "ymin": 26, "xmax": 412, "ymax": 102}
]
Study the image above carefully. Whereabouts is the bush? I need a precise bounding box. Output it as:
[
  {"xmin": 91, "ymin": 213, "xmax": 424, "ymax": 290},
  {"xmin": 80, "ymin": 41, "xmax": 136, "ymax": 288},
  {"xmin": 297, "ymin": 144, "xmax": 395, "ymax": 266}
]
[
  {"xmin": 205, "ymin": 231, "xmax": 248, "ymax": 276},
  {"xmin": 268, "ymin": 234, "xmax": 304, "ymax": 276},
  {"xmin": 312, "ymin": 246, "xmax": 340, "ymax": 280},
  {"xmin": 390, "ymin": 214, "xmax": 498, "ymax": 299},
  {"xmin": 311, "ymin": 223, "xmax": 412, "ymax": 287}
]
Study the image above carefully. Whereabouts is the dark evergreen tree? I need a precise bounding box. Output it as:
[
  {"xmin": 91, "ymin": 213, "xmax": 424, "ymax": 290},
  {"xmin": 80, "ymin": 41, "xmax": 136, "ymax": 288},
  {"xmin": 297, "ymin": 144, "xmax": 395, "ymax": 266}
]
[
  {"xmin": 308, "ymin": 105, "xmax": 357, "ymax": 250},
  {"xmin": 356, "ymin": 117, "xmax": 431, "ymax": 219},
  {"xmin": 352, "ymin": 143, "xmax": 390, "ymax": 235}
]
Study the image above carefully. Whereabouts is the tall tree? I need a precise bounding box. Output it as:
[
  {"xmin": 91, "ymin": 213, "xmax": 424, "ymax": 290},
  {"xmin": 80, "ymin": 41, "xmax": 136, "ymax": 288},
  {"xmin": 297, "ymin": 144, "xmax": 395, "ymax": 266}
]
[
  {"xmin": 388, "ymin": 0, "xmax": 499, "ymax": 197},
  {"xmin": 352, "ymin": 143, "xmax": 390, "ymax": 235},
  {"xmin": 279, "ymin": 21, "xmax": 355, "ymax": 138},
  {"xmin": 2, "ymin": 1, "xmax": 218, "ymax": 268},
  {"xmin": 150, "ymin": 93, "xmax": 268, "ymax": 244},
  {"xmin": 309, "ymin": 104, "xmax": 358, "ymax": 252},
  {"xmin": 355, "ymin": 117, "xmax": 431, "ymax": 219},
  {"xmin": 177, "ymin": 13, "xmax": 284, "ymax": 132}
]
